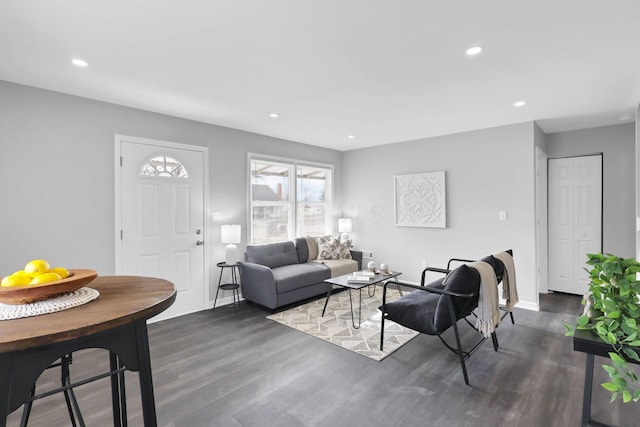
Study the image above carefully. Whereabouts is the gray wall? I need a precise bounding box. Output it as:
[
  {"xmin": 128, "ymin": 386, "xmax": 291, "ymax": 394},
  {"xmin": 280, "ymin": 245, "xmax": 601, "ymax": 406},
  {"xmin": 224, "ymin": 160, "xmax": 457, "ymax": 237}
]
[
  {"xmin": 546, "ymin": 123, "xmax": 635, "ymax": 258},
  {"xmin": 3, "ymin": 78, "xmax": 635, "ymax": 310},
  {"xmin": 0, "ymin": 81, "xmax": 343, "ymax": 301},
  {"xmin": 342, "ymin": 122, "xmax": 539, "ymax": 309}
]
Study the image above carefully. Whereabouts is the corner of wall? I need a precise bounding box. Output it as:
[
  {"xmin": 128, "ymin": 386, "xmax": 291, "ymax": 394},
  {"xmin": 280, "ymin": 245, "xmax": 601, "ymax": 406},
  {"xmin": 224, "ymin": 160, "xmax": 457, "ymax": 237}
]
[{"xmin": 635, "ymin": 100, "xmax": 640, "ymax": 260}]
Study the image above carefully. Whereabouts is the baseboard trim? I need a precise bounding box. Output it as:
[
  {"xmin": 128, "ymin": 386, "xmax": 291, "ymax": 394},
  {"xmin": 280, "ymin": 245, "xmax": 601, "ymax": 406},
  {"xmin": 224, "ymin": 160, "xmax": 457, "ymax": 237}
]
[
  {"xmin": 515, "ymin": 300, "xmax": 539, "ymax": 311},
  {"xmin": 209, "ymin": 294, "xmax": 245, "ymax": 309}
]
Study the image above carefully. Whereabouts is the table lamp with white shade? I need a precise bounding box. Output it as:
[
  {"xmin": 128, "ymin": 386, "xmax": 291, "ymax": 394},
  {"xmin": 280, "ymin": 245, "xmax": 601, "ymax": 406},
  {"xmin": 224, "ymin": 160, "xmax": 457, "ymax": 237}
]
[
  {"xmin": 338, "ymin": 218, "xmax": 352, "ymax": 242},
  {"xmin": 221, "ymin": 224, "xmax": 241, "ymax": 265}
]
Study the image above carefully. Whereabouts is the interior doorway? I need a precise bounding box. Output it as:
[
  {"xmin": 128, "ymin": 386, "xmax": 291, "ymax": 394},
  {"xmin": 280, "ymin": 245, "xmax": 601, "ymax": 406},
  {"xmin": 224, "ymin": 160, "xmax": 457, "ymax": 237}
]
[{"xmin": 547, "ymin": 154, "xmax": 603, "ymax": 295}]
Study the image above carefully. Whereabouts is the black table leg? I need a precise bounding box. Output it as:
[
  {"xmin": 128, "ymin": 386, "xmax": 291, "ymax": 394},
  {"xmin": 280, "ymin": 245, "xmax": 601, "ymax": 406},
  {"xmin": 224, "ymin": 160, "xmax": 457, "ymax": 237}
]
[
  {"xmin": 581, "ymin": 353, "xmax": 610, "ymax": 427},
  {"xmin": 322, "ymin": 287, "xmax": 332, "ymax": 316},
  {"xmin": 135, "ymin": 322, "xmax": 157, "ymax": 427},
  {"xmin": 212, "ymin": 267, "xmax": 224, "ymax": 310},
  {"xmin": 348, "ymin": 288, "xmax": 363, "ymax": 329},
  {"xmin": 394, "ymin": 277, "xmax": 403, "ymax": 297},
  {"xmin": 367, "ymin": 283, "xmax": 376, "ymax": 297}
]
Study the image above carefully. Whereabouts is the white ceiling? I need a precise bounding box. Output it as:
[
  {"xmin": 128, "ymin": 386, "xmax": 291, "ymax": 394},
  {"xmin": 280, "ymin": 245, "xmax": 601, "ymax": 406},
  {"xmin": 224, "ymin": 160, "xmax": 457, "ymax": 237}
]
[{"xmin": 1, "ymin": 1, "xmax": 639, "ymax": 151}]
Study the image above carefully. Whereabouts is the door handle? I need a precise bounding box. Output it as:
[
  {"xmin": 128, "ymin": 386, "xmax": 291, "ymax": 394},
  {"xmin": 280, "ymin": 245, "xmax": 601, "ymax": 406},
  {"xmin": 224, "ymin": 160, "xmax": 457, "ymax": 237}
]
[{"xmin": 196, "ymin": 240, "xmax": 204, "ymax": 246}]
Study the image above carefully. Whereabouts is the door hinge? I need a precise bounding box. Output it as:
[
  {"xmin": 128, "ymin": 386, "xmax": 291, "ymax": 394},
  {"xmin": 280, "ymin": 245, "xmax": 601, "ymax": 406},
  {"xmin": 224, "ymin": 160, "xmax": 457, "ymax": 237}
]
[
  {"xmin": 120, "ymin": 229, "xmax": 123, "ymax": 240},
  {"xmin": 120, "ymin": 156, "xmax": 123, "ymax": 167}
]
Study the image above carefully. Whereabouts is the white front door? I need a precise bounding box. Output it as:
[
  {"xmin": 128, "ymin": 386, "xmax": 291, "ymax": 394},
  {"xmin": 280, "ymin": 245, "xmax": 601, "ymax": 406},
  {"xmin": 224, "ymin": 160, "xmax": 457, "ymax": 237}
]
[
  {"xmin": 548, "ymin": 155, "xmax": 602, "ymax": 295},
  {"xmin": 116, "ymin": 135, "xmax": 208, "ymax": 321}
]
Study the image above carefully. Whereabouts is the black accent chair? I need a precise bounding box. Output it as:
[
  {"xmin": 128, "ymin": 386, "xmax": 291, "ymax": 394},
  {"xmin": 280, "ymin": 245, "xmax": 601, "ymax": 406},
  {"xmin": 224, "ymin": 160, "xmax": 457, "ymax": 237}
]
[
  {"xmin": 380, "ymin": 264, "xmax": 498, "ymax": 386},
  {"xmin": 446, "ymin": 250, "xmax": 515, "ymax": 324}
]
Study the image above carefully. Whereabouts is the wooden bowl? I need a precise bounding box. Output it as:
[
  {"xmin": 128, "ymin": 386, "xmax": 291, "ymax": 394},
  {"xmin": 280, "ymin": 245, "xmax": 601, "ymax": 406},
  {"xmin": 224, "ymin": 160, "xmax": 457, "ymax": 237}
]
[{"xmin": 0, "ymin": 269, "xmax": 98, "ymax": 305}]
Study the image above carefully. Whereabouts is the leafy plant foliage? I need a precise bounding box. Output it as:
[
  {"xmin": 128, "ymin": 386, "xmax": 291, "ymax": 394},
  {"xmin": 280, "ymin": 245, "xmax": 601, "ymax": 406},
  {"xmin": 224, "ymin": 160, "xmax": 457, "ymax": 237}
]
[{"xmin": 565, "ymin": 253, "xmax": 640, "ymax": 403}]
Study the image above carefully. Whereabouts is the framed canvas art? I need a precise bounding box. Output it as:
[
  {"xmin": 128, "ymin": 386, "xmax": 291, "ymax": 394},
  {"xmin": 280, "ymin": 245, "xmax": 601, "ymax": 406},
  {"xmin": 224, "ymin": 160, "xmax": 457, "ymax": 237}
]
[{"xmin": 394, "ymin": 171, "xmax": 446, "ymax": 228}]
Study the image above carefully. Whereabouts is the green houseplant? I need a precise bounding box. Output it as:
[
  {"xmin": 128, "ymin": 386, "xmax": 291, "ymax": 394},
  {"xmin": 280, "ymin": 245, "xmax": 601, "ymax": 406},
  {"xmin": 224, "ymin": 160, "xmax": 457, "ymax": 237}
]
[{"xmin": 565, "ymin": 253, "xmax": 640, "ymax": 403}]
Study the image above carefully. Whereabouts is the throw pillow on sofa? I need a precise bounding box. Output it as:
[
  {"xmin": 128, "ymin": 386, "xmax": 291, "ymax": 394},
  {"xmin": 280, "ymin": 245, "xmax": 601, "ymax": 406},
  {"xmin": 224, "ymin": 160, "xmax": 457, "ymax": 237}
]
[
  {"xmin": 318, "ymin": 236, "xmax": 341, "ymax": 260},
  {"xmin": 306, "ymin": 234, "xmax": 331, "ymax": 261},
  {"xmin": 338, "ymin": 239, "xmax": 352, "ymax": 259},
  {"xmin": 304, "ymin": 235, "xmax": 319, "ymax": 261}
]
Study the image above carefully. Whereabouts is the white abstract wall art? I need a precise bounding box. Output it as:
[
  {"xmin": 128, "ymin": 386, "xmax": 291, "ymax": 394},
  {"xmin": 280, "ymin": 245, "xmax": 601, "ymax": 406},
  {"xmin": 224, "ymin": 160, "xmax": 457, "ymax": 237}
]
[{"xmin": 394, "ymin": 171, "xmax": 446, "ymax": 228}]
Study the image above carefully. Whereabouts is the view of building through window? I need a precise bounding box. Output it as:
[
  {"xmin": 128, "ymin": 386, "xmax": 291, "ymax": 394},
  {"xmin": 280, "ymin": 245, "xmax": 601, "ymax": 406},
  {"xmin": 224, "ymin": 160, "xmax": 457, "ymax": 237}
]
[
  {"xmin": 296, "ymin": 165, "xmax": 327, "ymax": 238},
  {"xmin": 250, "ymin": 158, "xmax": 331, "ymax": 244}
]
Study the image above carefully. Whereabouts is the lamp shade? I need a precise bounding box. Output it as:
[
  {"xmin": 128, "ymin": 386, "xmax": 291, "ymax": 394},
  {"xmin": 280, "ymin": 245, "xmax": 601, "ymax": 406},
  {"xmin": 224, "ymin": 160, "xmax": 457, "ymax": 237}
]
[
  {"xmin": 338, "ymin": 218, "xmax": 352, "ymax": 233},
  {"xmin": 221, "ymin": 224, "xmax": 241, "ymax": 265},
  {"xmin": 221, "ymin": 225, "xmax": 241, "ymax": 244}
]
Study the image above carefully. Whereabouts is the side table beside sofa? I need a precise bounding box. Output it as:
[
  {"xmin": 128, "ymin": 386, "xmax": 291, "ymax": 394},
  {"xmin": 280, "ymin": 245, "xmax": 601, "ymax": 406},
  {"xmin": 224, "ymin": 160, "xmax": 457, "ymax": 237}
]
[
  {"xmin": 240, "ymin": 237, "xmax": 362, "ymax": 310},
  {"xmin": 213, "ymin": 262, "xmax": 241, "ymax": 311}
]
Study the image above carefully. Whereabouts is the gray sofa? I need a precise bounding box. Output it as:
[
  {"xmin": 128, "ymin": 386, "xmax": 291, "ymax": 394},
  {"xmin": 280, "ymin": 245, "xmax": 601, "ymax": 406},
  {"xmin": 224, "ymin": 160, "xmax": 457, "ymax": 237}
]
[{"xmin": 240, "ymin": 237, "xmax": 363, "ymax": 310}]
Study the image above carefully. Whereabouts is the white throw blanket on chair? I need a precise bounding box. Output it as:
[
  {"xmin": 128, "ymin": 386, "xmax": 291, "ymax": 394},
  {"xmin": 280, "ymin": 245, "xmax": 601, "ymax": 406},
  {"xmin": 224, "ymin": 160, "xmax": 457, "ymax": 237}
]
[
  {"xmin": 468, "ymin": 261, "xmax": 500, "ymax": 338},
  {"xmin": 493, "ymin": 251, "xmax": 519, "ymax": 311}
]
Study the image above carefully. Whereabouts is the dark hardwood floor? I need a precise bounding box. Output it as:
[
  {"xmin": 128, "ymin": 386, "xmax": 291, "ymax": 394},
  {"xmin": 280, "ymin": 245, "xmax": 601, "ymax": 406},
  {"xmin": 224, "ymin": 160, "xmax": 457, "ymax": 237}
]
[{"xmin": 7, "ymin": 292, "xmax": 640, "ymax": 426}]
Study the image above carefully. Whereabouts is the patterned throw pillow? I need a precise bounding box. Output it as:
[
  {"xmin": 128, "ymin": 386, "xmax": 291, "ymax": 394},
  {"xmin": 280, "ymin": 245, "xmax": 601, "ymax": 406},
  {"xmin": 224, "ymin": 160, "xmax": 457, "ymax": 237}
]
[
  {"xmin": 318, "ymin": 236, "xmax": 341, "ymax": 260},
  {"xmin": 338, "ymin": 239, "xmax": 352, "ymax": 259}
]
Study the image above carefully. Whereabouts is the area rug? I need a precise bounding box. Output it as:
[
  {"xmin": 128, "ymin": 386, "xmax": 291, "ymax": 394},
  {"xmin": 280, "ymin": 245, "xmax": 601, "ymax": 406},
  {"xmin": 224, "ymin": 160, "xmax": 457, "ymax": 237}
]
[{"xmin": 267, "ymin": 287, "xmax": 418, "ymax": 361}]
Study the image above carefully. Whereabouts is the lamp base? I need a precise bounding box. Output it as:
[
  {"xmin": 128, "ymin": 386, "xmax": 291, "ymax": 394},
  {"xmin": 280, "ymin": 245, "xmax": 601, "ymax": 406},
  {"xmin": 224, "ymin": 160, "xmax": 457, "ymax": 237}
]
[{"xmin": 225, "ymin": 244, "xmax": 239, "ymax": 265}]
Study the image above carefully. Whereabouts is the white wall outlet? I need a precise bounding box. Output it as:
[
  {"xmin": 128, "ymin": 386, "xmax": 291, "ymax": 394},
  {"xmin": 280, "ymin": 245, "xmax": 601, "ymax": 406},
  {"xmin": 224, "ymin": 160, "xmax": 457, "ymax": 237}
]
[
  {"xmin": 499, "ymin": 211, "xmax": 507, "ymax": 221},
  {"xmin": 211, "ymin": 211, "xmax": 221, "ymax": 221},
  {"xmin": 363, "ymin": 250, "xmax": 375, "ymax": 259}
]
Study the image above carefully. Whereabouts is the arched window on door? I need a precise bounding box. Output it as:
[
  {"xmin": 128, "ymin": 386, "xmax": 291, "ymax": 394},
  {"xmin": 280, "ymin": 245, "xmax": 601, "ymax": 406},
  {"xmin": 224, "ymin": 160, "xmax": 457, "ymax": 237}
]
[{"xmin": 140, "ymin": 156, "xmax": 189, "ymax": 178}]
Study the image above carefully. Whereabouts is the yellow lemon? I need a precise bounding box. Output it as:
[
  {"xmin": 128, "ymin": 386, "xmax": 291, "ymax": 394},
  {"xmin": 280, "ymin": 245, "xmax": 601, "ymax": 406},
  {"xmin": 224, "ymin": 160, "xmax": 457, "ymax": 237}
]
[
  {"xmin": 50, "ymin": 267, "xmax": 70, "ymax": 279},
  {"xmin": 11, "ymin": 270, "xmax": 32, "ymax": 283},
  {"xmin": 29, "ymin": 272, "xmax": 62, "ymax": 285},
  {"xmin": 1, "ymin": 274, "xmax": 31, "ymax": 287},
  {"xmin": 24, "ymin": 259, "xmax": 50, "ymax": 278}
]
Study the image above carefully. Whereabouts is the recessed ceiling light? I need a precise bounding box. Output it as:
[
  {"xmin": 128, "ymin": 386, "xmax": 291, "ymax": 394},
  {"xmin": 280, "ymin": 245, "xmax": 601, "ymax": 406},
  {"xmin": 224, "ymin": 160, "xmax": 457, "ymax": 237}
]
[
  {"xmin": 513, "ymin": 100, "xmax": 526, "ymax": 107},
  {"xmin": 347, "ymin": 135, "xmax": 355, "ymax": 139},
  {"xmin": 269, "ymin": 113, "xmax": 279, "ymax": 118},
  {"xmin": 71, "ymin": 58, "xmax": 88, "ymax": 67},
  {"xmin": 465, "ymin": 46, "xmax": 483, "ymax": 56}
]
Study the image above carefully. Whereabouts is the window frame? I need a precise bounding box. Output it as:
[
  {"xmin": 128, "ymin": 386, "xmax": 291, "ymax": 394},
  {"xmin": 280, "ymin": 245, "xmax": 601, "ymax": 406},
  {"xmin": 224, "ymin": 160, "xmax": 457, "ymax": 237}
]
[{"xmin": 248, "ymin": 153, "xmax": 333, "ymax": 245}]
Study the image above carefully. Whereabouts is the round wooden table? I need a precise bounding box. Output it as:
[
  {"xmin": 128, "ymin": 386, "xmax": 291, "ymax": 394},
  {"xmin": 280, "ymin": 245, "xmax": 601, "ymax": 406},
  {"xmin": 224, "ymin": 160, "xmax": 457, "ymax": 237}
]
[{"xmin": 0, "ymin": 276, "xmax": 176, "ymax": 427}]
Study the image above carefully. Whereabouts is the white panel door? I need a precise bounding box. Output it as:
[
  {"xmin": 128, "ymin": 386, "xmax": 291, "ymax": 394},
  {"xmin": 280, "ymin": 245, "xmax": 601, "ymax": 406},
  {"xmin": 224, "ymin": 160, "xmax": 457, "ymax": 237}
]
[
  {"xmin": 119, "ymin": 139, "xmax": 206, "ymax": 321},
  {"xmin": 548, "ymin": 155, "xmax": 602, "ymax": 295}
]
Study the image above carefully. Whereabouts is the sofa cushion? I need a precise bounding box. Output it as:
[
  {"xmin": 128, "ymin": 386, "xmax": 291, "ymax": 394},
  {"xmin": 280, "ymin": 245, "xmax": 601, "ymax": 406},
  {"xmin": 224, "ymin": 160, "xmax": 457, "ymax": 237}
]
[
  {"xmin": 294, "ymin": 237, "xmax": 309, "ymax": 264},
  {"xmin": 433, "ymin": 264, "xmax": 480, "ymax": 332},
  {"xmin": 246, "ymin": 241, "xmax": 299, "ymax": 269},
  {"xmin": 318, "ymin": 236, "xmax": 341, "ymax": 260},
  {"xmin": 312, "ymin": 259, "xmax": 358, "ymax": 277},
  {"xmin": 383, "ymin": 290, "xmax": 439, "ymax": 335},
  {"xmin": 273, "ymin": 263, "xmax": 330, "ymax": 293}
]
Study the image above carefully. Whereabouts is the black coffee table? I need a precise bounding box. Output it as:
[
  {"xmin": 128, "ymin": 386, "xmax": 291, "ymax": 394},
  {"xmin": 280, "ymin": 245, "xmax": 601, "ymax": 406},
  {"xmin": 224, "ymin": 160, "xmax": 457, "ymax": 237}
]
[{"xmin": 321, "ymin": 271, "xmax": 402, "ymax": 329}]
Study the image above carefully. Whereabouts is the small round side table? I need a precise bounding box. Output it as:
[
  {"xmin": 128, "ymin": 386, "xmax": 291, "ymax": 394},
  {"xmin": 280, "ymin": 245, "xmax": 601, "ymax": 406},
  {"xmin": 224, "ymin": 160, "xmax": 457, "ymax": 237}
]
[{"xmin": 213, "ymin": 262, "xmax": 241, "ymax": 311}]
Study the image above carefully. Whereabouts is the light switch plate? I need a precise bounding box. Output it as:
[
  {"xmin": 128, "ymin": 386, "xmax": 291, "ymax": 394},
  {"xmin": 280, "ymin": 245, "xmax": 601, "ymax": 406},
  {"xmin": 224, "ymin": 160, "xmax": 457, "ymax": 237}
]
[
  {"xmin": 499, "ymin": 211, "xmax": 507, "ymax": 221},
  {"xmin": 211, "ymin": 211, "xmax": 221, "ymax": 221}
]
